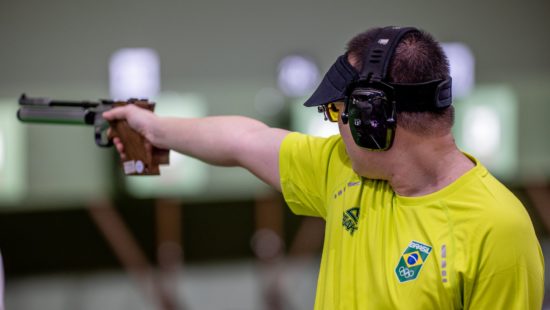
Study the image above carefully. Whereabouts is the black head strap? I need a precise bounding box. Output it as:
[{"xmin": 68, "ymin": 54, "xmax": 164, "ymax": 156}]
[
  {"xmin": 392, "ymin": 78, "xmax": 453, "ymax": 111},
  {"xmin": 361, "ymin": 26, "xmax": 419, "ymax": 83}
]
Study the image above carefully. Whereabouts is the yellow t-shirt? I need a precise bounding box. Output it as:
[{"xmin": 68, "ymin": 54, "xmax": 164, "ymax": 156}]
[{"xmin": 279, "ymin": 132, "xmax": 544, "ymax": 310}]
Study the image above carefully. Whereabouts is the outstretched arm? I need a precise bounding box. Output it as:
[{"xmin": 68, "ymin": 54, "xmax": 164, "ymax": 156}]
[{"xmin": 103, "ymin": 105, "xmax": 290, "ymax": 191}]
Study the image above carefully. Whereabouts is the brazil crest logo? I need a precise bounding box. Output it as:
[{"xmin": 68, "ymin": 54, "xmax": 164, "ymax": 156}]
[{"xmin": 395, "ymin": 240, "xmax": 432, "ymax": 283}]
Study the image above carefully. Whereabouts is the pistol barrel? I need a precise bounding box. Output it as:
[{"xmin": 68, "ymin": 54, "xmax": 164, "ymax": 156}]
[{"xmin": 17, "ymin": 106, "xmax": 94, "ymax": 125}]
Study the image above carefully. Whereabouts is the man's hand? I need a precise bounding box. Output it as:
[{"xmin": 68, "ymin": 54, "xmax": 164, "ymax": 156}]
[{"xmin": 103, "ymin": 105, "xmax": 159, "ymax": 161}]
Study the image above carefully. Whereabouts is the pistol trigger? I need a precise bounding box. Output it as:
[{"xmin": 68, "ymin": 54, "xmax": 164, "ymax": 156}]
[
  {"xmin": 94, "ymin": 123, "xmax": 113, "ymax": 147},
  {"xmin": 93, "ymin": 113, "xmax": 113, "ymax": 147}
]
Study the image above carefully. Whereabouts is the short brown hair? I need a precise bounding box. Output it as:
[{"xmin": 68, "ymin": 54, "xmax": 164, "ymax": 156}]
[{"xmin": 347, "ymin": 28, "xmax": 454, "ymax": 136}]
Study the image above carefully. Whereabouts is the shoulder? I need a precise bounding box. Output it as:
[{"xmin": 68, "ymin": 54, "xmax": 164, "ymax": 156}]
[
  {"xmin": 281, "ymin": 132, "xmax": 345, "ymax": 159},
  {"xmin": 446, "ymin": 156, "xmax": 526, "ymax": 224},
  {"xmin": 450, "ymin": 163, "xmax": 541, "ymax": 268},
  {"xmin": 469, "ymin": 168, "xmax": 529, "ymax": 228},
  {"xmin": 280, "ymin": 133, "xmax": 350, "ymax": 176}
]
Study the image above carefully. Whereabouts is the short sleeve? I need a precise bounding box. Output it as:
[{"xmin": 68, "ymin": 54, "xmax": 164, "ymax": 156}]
[
  {"xmin": 464, "ymin": 208, "xmax": 544, "ymax": 309},
  {"xmin": 279, "ymin": 132, "xmax": 346, "ymax": 219}
]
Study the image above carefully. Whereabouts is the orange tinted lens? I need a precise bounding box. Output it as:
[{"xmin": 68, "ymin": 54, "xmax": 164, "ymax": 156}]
[{"xmin": 327, "ymin": 103, "xmax": 340, "ymax": 122}]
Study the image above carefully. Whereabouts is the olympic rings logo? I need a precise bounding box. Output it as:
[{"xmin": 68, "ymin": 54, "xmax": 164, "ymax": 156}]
[{"xmin": 398, "ymin": 266, "xmax": 415, "ymax": 278}]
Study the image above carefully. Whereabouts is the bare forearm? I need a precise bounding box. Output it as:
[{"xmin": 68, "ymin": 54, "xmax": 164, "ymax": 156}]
[{"xmin": 150, "ymin": 115, "xmax": 270, "ymax": 167}]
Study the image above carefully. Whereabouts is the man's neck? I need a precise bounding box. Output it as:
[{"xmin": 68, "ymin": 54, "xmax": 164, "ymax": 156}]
[{"xmin": 385, "ymin": 134, "xmax": 475, "ymax": 197}]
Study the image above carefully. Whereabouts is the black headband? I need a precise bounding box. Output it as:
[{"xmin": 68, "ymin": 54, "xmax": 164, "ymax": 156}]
[{"xmin": 391, "ymin": 79, "xmax": 452, "ymax": 112}]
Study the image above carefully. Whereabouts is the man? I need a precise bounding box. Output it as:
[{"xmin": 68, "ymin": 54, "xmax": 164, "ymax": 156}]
[{"xmin": 104, "ymin": 26, "xmax": 544, "ymax": 309}]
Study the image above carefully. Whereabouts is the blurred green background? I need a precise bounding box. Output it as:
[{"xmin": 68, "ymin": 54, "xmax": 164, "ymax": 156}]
[{"xmin": 1, "ymin": 0, "xmax": 549, "ymax": 309}]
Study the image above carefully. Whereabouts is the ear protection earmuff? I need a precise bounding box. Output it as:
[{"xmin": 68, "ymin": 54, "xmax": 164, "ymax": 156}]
[
  {"xmin": 341, "ymin": 26, "xmax": 452, "ymax": 151},
  {"xmin": 343, "ymin": 85, "xmax": 397, "ymax": 150}
]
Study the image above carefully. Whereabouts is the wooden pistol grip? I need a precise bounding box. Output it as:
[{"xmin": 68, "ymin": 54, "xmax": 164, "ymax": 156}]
[
  {"xmin": 109, "ymin": 100, "xmax": 169, "ymax": 175},
  {"xmin": 153, "ymin": 147, "xmax": 170, "ymax": 165}
]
